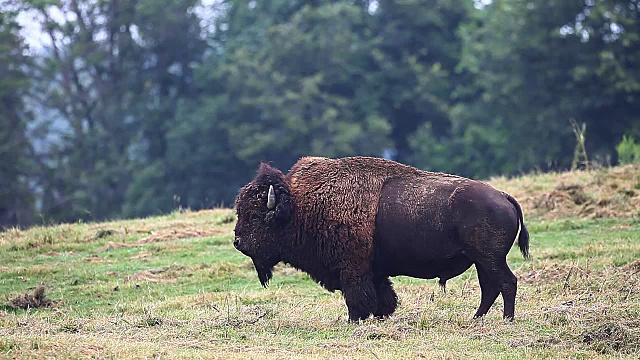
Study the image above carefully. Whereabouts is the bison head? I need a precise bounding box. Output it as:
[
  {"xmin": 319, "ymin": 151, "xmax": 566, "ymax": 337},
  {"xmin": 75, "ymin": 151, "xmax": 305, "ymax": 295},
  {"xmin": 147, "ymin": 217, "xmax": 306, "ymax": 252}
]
[{"xmin": 233, "ymin": 163, "xmax": 293, "ymax": 287}]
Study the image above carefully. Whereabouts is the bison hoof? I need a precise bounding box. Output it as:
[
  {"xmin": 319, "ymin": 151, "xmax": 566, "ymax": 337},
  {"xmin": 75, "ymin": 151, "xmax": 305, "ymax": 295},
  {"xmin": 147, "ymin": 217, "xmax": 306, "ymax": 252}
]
[{"xmin": 373, "ymin": 314, "xmax": 391, "ymax": 321}]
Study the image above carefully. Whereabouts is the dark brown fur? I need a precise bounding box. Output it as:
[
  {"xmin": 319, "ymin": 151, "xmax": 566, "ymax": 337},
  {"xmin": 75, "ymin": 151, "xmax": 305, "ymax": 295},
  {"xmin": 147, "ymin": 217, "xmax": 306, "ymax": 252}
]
[{"xmin": 234, "ymin": 156, "xmax": 530, "ymax": 322}]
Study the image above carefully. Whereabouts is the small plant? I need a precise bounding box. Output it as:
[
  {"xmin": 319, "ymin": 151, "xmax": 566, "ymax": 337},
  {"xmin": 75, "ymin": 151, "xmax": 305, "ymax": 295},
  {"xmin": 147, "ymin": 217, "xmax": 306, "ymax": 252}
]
[
  {"xmin": 616, "ymin": 135, "xmax": 640, "ymax": 165},
  {"xmin": 0, "ymin": 339, "xmax": 20, "ymax": 353},
  {"xmin": 570, "ymin": 118, "xmax": 589, "ymax": 170},
  {"xmin": 216, "ymin": 212, "xmax": 236, "ymax": 225}
]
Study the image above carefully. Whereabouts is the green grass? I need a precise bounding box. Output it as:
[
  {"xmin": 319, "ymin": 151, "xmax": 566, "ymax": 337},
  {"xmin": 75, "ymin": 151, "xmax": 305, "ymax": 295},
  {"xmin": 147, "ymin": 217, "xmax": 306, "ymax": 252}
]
[{"xmin": 1, "ymin": 209, "xmax": 639, "ymax": 359}]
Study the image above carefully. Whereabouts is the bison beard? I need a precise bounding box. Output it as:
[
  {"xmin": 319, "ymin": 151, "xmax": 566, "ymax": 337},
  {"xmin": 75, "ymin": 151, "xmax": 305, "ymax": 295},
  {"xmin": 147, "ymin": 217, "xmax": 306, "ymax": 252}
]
[
  {"xmin": 233, "ymin": 156, "xmax": 530, "ymax": 322},
  {"xmin": 254, "ymin": 261, "xmax": 273, "ymax": 288}
]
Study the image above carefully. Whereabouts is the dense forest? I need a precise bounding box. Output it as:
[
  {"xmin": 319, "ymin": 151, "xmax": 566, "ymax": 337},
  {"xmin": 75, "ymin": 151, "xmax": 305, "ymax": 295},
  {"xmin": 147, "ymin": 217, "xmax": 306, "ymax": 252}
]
[{"xmin": 1, "ymin": 0, "xmax": 639, "ymax": 228}]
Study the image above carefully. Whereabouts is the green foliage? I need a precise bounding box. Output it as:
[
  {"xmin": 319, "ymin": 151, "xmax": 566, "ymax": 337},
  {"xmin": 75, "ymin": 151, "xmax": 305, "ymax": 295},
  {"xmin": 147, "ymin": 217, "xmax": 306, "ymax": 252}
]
[
  {"xmin": 211, "ymin": 1, "xmax": 392, "ymax": 167},
  {"xmin": 4, "ymin": 0, "xmax": 640, "ymax": 225},
  {"xmin": 415, "ymin": 0, "xmax": 640, "ymax": 178},
  {"xmin": 373, "ymin": 0, "xmax": 472, "ymax": 164},
  {"xmin": 0, "ymin": 9, "xmax": 34, "ymax": 228},
  {"xmin": 616, "ymin": 135, "xmax": 640, "ymax": 164},
  {"xmin": 20, "ymin": 0, "xmax": 206, "ymax": 221}
]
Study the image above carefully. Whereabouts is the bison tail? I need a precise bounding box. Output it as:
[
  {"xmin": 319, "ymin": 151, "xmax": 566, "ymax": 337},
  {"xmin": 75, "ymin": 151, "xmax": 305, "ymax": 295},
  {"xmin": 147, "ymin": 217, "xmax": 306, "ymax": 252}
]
[{"xmin": 505, "ymin": 193, "xmax": 530, "ymax": 259}]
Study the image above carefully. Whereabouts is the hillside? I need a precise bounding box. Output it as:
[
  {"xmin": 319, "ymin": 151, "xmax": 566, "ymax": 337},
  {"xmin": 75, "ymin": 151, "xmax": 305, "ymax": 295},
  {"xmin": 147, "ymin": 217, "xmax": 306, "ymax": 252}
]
[{"xmin": 0, "ymin": 166, "xmax": 639, "ymax": 359}]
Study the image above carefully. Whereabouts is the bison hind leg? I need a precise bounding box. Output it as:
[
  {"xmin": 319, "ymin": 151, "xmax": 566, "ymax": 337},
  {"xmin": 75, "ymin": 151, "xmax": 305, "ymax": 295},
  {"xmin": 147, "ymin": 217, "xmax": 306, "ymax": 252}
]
[
  {"xmin": 373, "ymin": 276, "xmax": 398, "ymax": 319},
  {"xmin": 438, "ymin": 278, "xmax": 447, "ymax": 294},
  {"xmin": 473, "ymin": 264, "xmax": 500, "ymax": 319},
  {"xmin": 473, "ymin": 262, "xmax": 517, "ymax": 321}
]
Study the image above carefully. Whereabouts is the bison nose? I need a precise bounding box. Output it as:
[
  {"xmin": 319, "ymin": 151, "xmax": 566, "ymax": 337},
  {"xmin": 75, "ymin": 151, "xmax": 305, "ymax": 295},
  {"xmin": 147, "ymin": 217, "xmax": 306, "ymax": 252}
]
[{"xmin": 233, "ymin": 238, "xmax": 240, "ymax": 249}]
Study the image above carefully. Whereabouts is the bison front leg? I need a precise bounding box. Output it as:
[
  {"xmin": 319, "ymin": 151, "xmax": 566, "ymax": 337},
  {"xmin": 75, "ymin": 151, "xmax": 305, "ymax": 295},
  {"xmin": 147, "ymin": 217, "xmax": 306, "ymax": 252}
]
[
  {"xmin": 340, "ymin": 272, "xmax": 377, "ymax": 322},
  {"xmin": 373, "ymin": 276, "xmax": 398, "ymax": 319}
]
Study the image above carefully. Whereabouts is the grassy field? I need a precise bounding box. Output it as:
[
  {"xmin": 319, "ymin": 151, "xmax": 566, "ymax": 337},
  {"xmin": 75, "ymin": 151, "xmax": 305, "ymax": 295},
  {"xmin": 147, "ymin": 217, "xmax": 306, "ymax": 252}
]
[{"xmin": 1, "ymin": 167, "xmax": 640, "ymax": 359}]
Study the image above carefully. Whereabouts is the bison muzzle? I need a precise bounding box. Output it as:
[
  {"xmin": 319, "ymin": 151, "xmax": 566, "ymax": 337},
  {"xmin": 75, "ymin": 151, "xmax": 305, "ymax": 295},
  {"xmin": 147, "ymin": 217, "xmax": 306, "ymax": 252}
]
[{"xmin": 234, "ymin": 156, "xmax": 530, "ymax": 322}]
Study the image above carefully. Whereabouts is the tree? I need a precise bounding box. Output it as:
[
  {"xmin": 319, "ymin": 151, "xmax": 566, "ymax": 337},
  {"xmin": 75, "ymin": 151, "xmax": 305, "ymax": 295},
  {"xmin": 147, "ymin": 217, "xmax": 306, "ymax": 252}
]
[
  {"xmin": 22, "ymin": 0, "xmax": 206, "ymax": 221},
  {"xmin": 0, "ymin": 7, "xmax": 34, "ymax": 227},
  {"xmin": 5, "ymin": 0, "xmax": 639, "ymax": 225},
  {"xmin": 24, "ymin": 0, "xmax": 143, "ymax": 222},
  {"xmin": 193, "ymin": 1, "xmax": 391, "ymax": 169},
  {"xmin": 372, "ymin": 0, "xmax": 472, "ymax": 164},
  {"xmin": 412, "ymin": 0, "xmax": 640, "ymax": 178},
  {"xmin": 121, "ymin": 0, "xmax": 207, "ymax": 217},
  {"xmin": 574, "ymin": 0, "xmax": 640, "ymax": 160}
]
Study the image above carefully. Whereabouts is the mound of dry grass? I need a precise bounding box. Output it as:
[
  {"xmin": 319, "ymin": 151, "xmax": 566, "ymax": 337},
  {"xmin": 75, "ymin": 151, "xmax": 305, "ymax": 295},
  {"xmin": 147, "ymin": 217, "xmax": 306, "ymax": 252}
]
[
  {"xmin": 6, "ymin": 285, "xmax": 53, "ymax": 310},
  {"xmin": 490, "ymin": 164, "xmax": 640, "ymax": 220},
  {"xmin": 583, "ymin": 322, "xmax": 639, "ymax": 354}
]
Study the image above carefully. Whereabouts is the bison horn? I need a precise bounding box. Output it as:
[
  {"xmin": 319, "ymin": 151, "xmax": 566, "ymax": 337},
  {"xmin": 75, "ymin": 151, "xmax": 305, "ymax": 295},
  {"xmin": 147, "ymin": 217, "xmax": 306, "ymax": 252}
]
[{"xmin": 267, "ymin": 185, "xmax": 276, "ymax": 209}]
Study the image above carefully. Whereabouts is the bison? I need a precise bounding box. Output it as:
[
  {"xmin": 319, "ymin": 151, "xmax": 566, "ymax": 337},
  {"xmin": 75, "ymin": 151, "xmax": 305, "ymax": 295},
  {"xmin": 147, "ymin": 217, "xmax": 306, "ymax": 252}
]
[{"xmin": 233, "ymin": 156, "xmax": 529, "ymax": 322}]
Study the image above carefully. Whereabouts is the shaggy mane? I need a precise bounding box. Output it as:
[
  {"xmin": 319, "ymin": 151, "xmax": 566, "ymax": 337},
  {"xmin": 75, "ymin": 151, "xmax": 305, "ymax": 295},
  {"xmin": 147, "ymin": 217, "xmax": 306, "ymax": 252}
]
[{"xmin": 253, "ymin": 162, "xmax": 285, "ymax": 186}]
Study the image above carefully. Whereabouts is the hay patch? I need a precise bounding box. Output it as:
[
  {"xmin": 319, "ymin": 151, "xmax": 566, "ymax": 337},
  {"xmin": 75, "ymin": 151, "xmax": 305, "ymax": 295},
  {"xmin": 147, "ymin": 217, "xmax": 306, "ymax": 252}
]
[
  {"xmin": 490, "ymin": 164, "xmax": 640, "ymax": 220},
  {"xmin": 180, "ymin": 209, "xmax": 233, "ymax": 218},
  {"xmin": 136, "ymin": 228, "xmax": 224, "ymax": 243},
  {"xmin": 532, "ymin": 183, "xmax": 593, "ymax": 216},
  {"xmin": 126, "ymin": 265, "xmax": 186, "ymax": 284},
  {"xmin": 101, "ymin": 242, "xmax": 135, "ymax": 251},
  {"xmin": 101, "ymin": 228, "xmax": 226, "ymax": 251},
  {"xmin": 518, "ymin": 262, "xmax": 589, "ymax": 285}
]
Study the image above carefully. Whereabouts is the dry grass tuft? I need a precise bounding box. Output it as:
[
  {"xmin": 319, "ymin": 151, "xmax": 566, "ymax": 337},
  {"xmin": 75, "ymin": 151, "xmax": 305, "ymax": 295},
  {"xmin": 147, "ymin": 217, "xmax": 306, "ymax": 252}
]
[
  {"xmin": 351, "ymin": 322, "xmax": 417, "ymax": 341},
  {"xmin": 94, "ymin": 229, "xmax": 117, "ymax": 239},
  {"xmin": 623, "ymin": 259, "xmax": 640, "ymax": 274},
  {"xmin": 582, "ymin": 322, "xmax": 639, "ymax": 354},
  {"xmin": 518, "ymin": 261, "xmax": 590, "ymax": 285},
  {"xmin": 6, "ymin": 285, "xmax": 53, "ymax": 310}
]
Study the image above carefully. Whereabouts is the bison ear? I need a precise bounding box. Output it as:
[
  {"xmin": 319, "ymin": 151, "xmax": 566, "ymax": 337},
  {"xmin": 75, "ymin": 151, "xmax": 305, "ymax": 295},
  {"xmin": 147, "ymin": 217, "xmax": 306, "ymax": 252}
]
[{"xmin": 265, "ymin": 184, "xmax": 293, "ymax": 225}]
